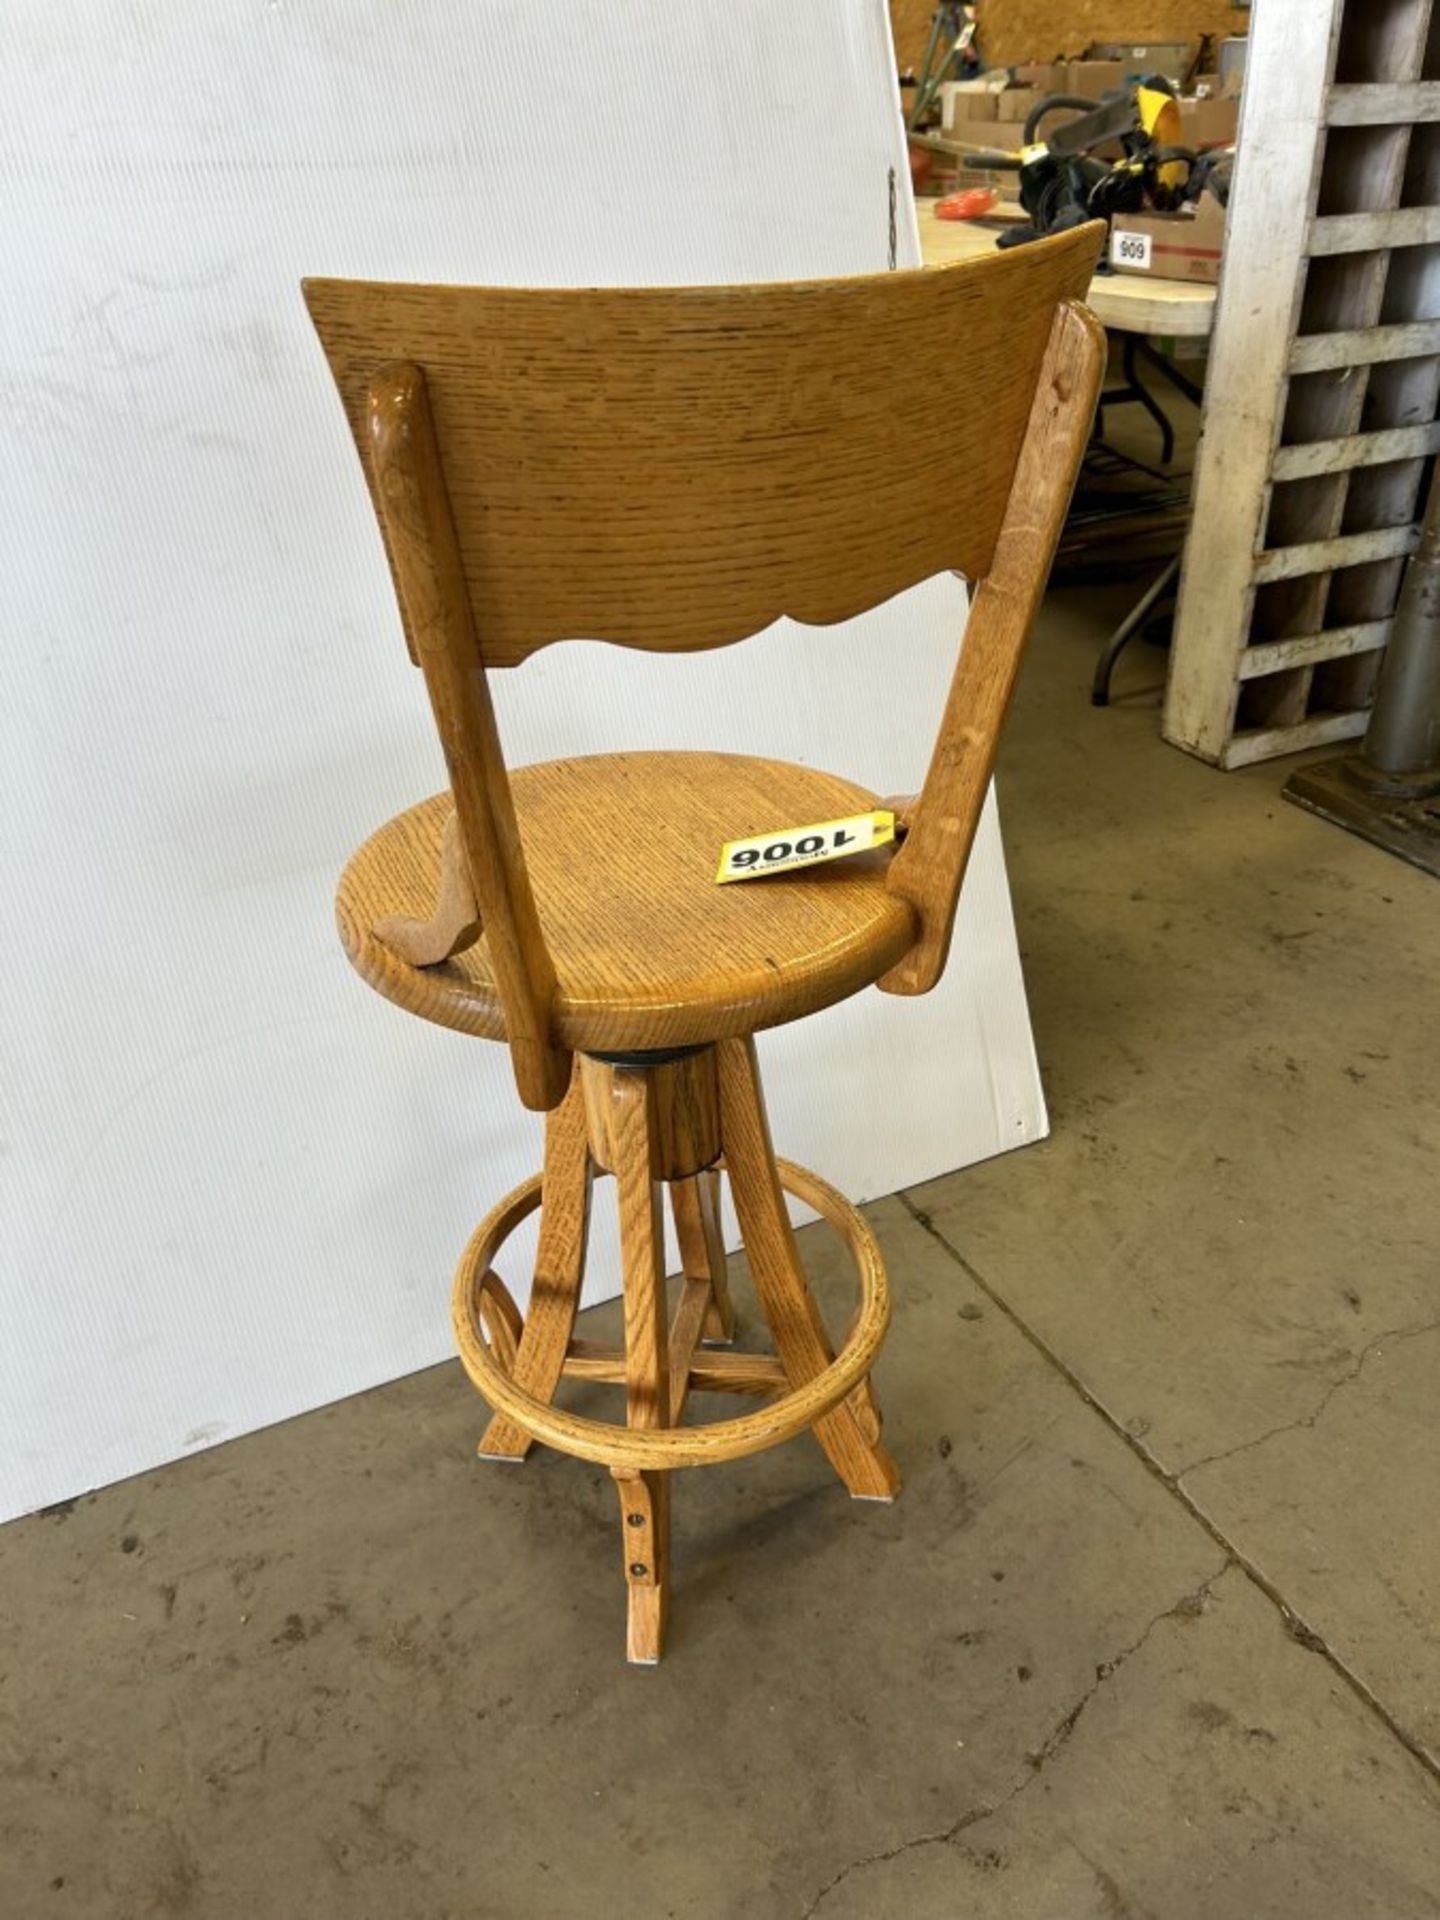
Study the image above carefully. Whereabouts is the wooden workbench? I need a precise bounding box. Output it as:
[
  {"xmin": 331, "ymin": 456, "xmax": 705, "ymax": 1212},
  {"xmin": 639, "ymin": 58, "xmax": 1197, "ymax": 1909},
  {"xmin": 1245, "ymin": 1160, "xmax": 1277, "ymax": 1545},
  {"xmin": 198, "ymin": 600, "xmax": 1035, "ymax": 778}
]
[{"xmin": 916, "ymin": 199, "xmax": 1216, "ymax": 338}]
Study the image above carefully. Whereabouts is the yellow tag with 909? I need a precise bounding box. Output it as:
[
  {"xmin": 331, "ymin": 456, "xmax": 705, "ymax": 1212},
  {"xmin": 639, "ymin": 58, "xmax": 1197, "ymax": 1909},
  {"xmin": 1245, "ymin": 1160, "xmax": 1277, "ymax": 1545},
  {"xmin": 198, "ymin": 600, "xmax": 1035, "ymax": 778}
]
[{"xmin": 715, "ymin": 809, "xmax": 895, "ymax": 884}]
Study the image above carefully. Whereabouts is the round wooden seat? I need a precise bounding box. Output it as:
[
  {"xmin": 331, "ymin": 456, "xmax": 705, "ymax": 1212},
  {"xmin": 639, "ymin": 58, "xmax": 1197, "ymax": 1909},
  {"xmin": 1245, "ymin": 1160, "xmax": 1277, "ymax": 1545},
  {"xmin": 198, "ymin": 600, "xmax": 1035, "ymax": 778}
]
[{"xmin": 336, "ymin": 750, "xmax": 917, "ymax": 1052}]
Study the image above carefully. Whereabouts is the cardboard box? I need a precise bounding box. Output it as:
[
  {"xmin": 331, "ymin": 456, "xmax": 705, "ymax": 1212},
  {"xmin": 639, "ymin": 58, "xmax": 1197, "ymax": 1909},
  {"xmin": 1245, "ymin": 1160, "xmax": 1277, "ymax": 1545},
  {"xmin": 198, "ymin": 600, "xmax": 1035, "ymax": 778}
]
[
  {"xmin": 996, "ymin": 88, "xmax": 1040, "ymax": 123},
  {"xmin": 1067, "ymin": 60, "xmax": 1129, "ymax": 100},
  {"xmin": 1109, "ymin": 196, "xmax": 1226, "ymax": 284},
  {"xmin": 941, "ymin": 84, "xmax": 997, "ymax": 127},
  {"xmin": 939, "ymin": 118, "xmax": 1014, "ymax": 158},
  {"xmin": 1095, "ymin": 43, "xmax": 1189, "ymax": 84},
  {"xmin": 1014, "ymin": 62, "xmax": 1067, "ymax": 95},
  {"xmin": 1182, "ymin": 94, "xmax": 1240, "ymax": 147}
]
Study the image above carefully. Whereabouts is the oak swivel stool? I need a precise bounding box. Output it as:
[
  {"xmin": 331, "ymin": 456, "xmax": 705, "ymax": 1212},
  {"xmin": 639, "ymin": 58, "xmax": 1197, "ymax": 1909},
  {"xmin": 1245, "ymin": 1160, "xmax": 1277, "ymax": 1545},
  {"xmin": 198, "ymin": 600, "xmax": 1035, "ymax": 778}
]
[{"xmin": 305, "ymin": 223, "xmax": 1105, "ymax": 1663}]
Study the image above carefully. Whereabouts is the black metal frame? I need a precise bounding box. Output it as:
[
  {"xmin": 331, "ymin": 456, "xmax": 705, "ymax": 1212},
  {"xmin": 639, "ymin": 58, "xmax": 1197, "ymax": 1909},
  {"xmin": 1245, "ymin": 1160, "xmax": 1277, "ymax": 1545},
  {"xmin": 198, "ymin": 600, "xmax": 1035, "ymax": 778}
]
[{"xmin": 1089, "ymin": 334, "xmax": 1206, "ymax": 705}]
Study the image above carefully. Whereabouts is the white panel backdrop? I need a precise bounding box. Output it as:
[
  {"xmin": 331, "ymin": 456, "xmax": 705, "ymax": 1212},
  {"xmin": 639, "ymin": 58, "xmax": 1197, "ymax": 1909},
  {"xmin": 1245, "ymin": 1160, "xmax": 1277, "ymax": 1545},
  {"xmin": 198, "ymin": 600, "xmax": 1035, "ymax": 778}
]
[{"xmin": 0, "ymin": 1, "xmax": 1046, "ymax": 1523}]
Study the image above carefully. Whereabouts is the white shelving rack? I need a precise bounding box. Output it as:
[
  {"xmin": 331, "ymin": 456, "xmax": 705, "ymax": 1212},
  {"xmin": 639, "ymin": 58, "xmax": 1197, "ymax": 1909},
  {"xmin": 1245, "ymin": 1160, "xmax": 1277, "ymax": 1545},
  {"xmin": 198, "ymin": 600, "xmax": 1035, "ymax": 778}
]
[{"xmin": 1164, "ymin": 0, "xmax": 1440, "ymax": 769}]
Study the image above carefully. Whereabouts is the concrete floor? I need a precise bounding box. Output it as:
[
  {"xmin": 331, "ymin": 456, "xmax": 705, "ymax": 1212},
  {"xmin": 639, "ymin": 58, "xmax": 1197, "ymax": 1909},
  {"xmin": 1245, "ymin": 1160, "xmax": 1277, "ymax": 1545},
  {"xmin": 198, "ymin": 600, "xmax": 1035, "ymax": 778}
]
[{"xmin": 4, "ymin": 586, "xmax": 1440, "ymax": 1919}]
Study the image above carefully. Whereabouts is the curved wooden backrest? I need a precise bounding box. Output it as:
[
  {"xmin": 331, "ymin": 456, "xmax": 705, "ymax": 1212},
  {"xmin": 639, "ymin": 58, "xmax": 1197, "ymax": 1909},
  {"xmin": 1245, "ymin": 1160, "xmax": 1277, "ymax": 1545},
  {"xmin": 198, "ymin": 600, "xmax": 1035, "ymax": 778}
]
[
  {"xmin": 305, "ymin": 226, "xmax": 1101, "ymax": 665},
  {"xmin": 304, "ymin": 227, "xmax": 1106, "ymax": 1109}
]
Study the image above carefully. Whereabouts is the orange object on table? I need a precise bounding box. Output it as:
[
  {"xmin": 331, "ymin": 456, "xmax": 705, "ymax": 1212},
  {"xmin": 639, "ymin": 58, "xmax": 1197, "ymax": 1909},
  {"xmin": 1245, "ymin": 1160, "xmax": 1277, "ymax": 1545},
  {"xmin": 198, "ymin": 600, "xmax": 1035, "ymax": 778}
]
[{"xmin": 935, "ymin": 187, "xmax": 998, "ymax": 220}]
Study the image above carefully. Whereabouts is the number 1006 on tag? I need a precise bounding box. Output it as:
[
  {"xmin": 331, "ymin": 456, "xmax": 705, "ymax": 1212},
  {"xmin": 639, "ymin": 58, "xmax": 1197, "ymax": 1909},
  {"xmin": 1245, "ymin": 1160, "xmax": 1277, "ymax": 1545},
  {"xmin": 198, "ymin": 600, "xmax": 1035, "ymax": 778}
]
[{"xmin": 715, "ymin": 809, "xmax": 895, "ymax": 885}]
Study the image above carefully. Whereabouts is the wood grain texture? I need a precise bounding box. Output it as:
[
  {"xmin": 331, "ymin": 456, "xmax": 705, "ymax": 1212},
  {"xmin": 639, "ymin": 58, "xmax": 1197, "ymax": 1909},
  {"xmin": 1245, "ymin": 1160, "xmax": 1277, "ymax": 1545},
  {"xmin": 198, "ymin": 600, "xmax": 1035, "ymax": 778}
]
[
  {"xmin": 451, "ymin": 1147, "xmax": 893, "ymax": 1472},
  {"xmin": 371, "ymin": 809, "xmax": 481, "ymax": 966},
  {"xmin": 581, "ymin": 1051, "xmax": 721, "ymax": 1181},
  {"xmin": 1328, "ymin": 80, "xmax": 1440, "ymax": 123},
  {"xmin": 314, "ymin": 231, "xmax": 1102, "ymax": 1083},
  {"xmin": 665, "ymin": 1276, "xmax": 716, "ymax": 1426},
  {"xmin": 477, "ymin": 1065, "xmax": 592, "ymax": 1462},
  {"xmin": 611, "ymin": 1467, "xmax": 666, "ymax": 1666},
  {"xmin": 1297, "ymin": 0, "xmax": 1440, "ymax": 737},
  {"xmin": 670, "ymin": 1169, "xmax": 736, "ymax": 1344},
  {"xmin": 1309, "ymin": 205, "xmax": 1440, "ymax": 253},
  {"xmin": 1288, "ymin": 319, "xmax": 1440, "ymax": 371},
  {"xmin": 564, "ymin": 1342, "xmax": 786, "ymax": 1396},
  {"xmin": 716, "ymin": 1037, "xmax": 900, "ymax": 1500},
  {"xmin": 336, "ymin": 752, "xmax": 916, "ymax": 1051},
  {"xmin": 1234, "ymin": 621, "xmax": 1391, "ymax": 678},
  {"xmin": 1163, "ymin": 0, "xmax": 1340, "ymax": 763},
  {"xmin": 1242, "ymin": 12, "xmax": 1433, "ymax": 735},
  {"xmin": 1269, "ymin": 423, "xmax": 1440, "ymax": 480},
  {"xmin": 365, "ymin": 363, "xmax": 570, "ymax": 1110},
  {"xmin": 324, "ymin": 238, "xmax": 1097, "ymax": 1652},
  {"xmin": 1165, "ymin": 0, "xmax": 1440, "ymax": 765},
  {"xmin": 1219, "ymin": 708, "xmax": 1367, "ymax": 769},
  {"xmin": 608, "ymin": 1067, "xmax": 671, "ymax": 1663},
  {"xmin": 474, "ymin": 1270, "xmax": 523, "ymax": 1375},
  {"xmin": 1253, "ymin": 525, "xmax": 1420, "ymax": 584},
  {"xmin": 881, "ymin": 296, "xmax": 1105, "ymax": 995},
  {"xmin": 304, "ymin": 227, "xmax": 1103, "ymax": 664}
]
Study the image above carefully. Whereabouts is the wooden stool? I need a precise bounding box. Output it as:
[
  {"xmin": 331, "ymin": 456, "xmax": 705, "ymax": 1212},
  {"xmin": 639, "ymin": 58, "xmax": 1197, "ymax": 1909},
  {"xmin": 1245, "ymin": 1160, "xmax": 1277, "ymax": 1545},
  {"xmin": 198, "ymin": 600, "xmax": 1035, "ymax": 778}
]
[
  {"xmin": 451, "ymin": 1040, "xmax": 897, "ymax": 1663},
  {"xmin": 305, "ymin": 226, "xmax": 1104, "ymax": 1660}
]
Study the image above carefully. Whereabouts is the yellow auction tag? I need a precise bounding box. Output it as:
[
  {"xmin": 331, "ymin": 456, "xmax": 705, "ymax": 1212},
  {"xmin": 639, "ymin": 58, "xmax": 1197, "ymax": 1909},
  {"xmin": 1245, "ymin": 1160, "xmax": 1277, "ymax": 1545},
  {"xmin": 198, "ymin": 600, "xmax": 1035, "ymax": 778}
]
[{"xmin": 716, "ymin": 809, "xmax": 895, "ymax": 884}]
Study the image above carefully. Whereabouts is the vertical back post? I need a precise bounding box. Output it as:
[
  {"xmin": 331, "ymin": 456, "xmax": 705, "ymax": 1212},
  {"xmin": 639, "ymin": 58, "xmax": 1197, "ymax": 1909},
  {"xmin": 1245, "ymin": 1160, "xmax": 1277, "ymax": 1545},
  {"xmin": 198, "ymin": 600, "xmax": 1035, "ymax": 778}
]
[
  {"xmin": 367, "ymin": 361, "xmax": 572, "ymax": 1111},
  {"xmin": 881, "ymin": 299, "xmax": 1106, "ymax": 995}
]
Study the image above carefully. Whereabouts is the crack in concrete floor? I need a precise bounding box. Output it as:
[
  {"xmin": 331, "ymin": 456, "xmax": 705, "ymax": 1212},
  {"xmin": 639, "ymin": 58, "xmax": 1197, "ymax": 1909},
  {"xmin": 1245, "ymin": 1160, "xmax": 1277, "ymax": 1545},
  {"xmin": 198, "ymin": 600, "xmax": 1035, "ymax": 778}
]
[
  {"xmin": 802, "ymin": 1560, "xmax": 1232, "ymax": 1915},
  {"xmin": 898, "ymin": 1190, "xmax": 1440, "ymax": 1791},
  {"xmin": 1176, "ymin": 1318, "xmax": 1440, "ymax": 1479}
]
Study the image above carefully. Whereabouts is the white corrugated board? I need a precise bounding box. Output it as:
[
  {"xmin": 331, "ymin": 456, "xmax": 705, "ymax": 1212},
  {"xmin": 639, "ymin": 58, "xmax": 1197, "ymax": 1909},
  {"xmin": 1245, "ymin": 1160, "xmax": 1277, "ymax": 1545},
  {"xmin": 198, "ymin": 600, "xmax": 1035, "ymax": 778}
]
[{"xmin": 0, "ymin": 0, "xmax": 1046, "ymax": 1523}]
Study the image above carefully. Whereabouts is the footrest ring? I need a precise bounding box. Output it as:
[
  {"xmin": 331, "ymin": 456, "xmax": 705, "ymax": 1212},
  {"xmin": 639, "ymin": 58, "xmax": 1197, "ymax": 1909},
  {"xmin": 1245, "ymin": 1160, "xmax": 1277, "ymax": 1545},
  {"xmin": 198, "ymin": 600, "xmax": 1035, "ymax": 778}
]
[{"xmin": 451, "ymin": 1158, "xmax": 890, "ymax": 1472}]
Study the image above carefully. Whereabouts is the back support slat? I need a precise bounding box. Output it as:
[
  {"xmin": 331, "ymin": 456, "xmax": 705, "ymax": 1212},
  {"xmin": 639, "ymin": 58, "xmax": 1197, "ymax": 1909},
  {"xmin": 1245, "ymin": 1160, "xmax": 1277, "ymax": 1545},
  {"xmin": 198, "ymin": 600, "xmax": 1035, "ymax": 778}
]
[{"xmin": 304, "ymin": 226, "xmax": 1101, "ymax": 667}]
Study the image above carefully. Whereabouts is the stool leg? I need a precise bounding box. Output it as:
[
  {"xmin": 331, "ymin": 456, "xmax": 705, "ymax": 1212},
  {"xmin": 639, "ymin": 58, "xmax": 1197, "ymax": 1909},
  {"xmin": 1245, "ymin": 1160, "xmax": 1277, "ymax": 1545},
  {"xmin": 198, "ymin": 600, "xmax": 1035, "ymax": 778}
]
[
  {"xmin": 717, "ymin": 1036, "xmax": 901, "ymax": 1502},
  {"xmin": 609, "ymin": 1066, "xmax": 672, "ymax": 1664},
  {"xmin": 670, "ymin": 1170, "xmax": 736, "ymax": 1344},
  {"xmin": 478, "ymin": 1068, "xmax": 592, "ymax": 1462}
]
